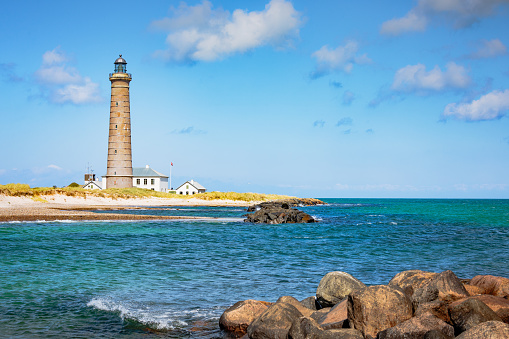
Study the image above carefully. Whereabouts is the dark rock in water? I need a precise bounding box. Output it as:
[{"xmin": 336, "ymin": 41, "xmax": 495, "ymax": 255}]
[
  {"xmin": 455, "ymin": 320, "xmax": 509, "ymax": 339},
  {"xmin": 316, "ymin": 271, "xmax": 366, "ymax": 308},
  {"xmin": 347, "ymin": 285, "xmax": 413, "ymax": 338},
  {"xmin": 448, "ymin": 298, "xmax": 502, "ymax": 335},
  {"xmin": 247, "ymin": 198, "xmax": 324, "ymax": 212},
  {"xmin": 244, "ymin": 207, "xmax": 315, "ymax": 224}
]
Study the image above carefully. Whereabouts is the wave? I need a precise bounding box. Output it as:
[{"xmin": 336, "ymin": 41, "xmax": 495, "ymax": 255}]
[{"xmin": 87, "ymin": 297, "xmax": 187, "ymax": 330}]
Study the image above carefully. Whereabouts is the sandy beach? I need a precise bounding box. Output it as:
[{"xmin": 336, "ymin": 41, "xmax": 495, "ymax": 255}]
[{"xmin": 0, "ymin": 194, "xmax": 256, "ymax": 222}]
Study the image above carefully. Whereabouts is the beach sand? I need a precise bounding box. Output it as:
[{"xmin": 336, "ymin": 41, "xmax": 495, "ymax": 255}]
[{"xmin": 0, "ymin": 194, "xmax": 255, "ymax": 222}]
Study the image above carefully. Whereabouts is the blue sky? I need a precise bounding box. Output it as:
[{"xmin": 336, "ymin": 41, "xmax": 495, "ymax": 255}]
[{"xmin": 1, "ymin": 0, "xmax": 509, "ymax": 198}]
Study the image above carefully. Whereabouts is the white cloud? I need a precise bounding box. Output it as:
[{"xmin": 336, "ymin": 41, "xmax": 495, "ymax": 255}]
[
  {"xmin": 152, "ymin": 0, "xmax": 302, "ymax": 62},
  {"xmin": 381, "ymin": 0, "xmax": 509, "ymax": 35},
  {"xmin": 391, "ymin": 62, "xmax": 470, "ymax": 93},
  {"xmin": 442, "ymin": 89, "xmax": 509, "ymax": 121},
  {"xmin": 47, "ymin": 164, "xmax": 63, "ymax": 170},
  {"xmin": 310, "ymin": 41, "xmax": 370, "ymax": 79},
  {"xmin": 35, "ymin": 47, "xmax": 101, "ymax": 104},
  {"xmin": 469, "ymin": 39, "xmax": 507, "ymax": 59}
]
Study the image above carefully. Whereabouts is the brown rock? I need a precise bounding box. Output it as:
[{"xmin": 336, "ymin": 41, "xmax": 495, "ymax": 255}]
[
  {"xmin": 415, "ymin": 300, "xmax": 451, "ymax": 324},
  {"xmin": 300, "ymin": 296, "xmax": 318, "ymax": 311},
  {"xmin": 413, "ymin": 270, "xmax": 469, "ymax": 307},
  {"xmin": 276, "ymin": 296, "xmax": 314, "ymax": 318},
  {"xmin": 316, "ymin": 271, "xmax": 366, "ymax": 308},
  {"xmin": 463, "ymin": 284, "xmax": 484, "ymax": 296},
  {"xmin": 310, "ymin": 308, "xmax": 331, "ymax": 323},
  {"xmin": 288, "ymin": 316, "xmax": 363, "ymax": 339},
  {"xmin": 452, "ymin": 295, "xmax": 509, "ymax": 323},
  {"xmin": 377, "ymin": 312, "xmax": 454, "ymax": 339},
  {"xmin": 388, "ymin": 270, "xmax": 438, "ymax": 297},
  {"xmin": 455, "ymin": 320, "xmax": 509, "ymax": 339},
  {"xmin": 247, "ymin": 302, "xmax": 304, "ymax": 339},
  {"xmin": 448, "ymin": 298, "xmax": 502, "ymax": 335},
  {"xmin": 347, "ymin": 285, "xmax": 413, "ymax": 338},
  {"xmin": 319, "ymin": 298, "xmax": 348, "ymax": 330},
  {"xmin": 470, "ymin": 275, "xmax": 509, "ymax": 299},
  {"xmin": 219, "ymin": 300, "xmax": 271, "ymax": 336},
  {"xmin": 423, "ymin": 329, "xmax": 454, "ymax": 339}
]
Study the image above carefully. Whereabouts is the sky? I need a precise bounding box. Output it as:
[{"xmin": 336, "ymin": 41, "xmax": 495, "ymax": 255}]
[{"xmin": 1, "ymin": 0, "xmax": 509, "ymax": 198}]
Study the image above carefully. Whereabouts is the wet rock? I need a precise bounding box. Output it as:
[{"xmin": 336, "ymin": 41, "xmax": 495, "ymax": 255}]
[
  {"xmin": 247, "ymin": 302, "xmax": 304, "ymax": 339},
  {"xmin": 347, "ymin": 285, "xmax": 413, "ymax": 339},
  {"xmin": 448, "ymin": 298, "xmax": 502, "ymax": 335},
  {"xmin": 413, "ymin": 270, "xmax": 469, "ymax": 307},
  {"xmin": 244, "ymin": 207, "xmax": 315, "ymax": 224},
  {"xmin": 455, "ymin": 320, "xmax": 509, "ymax": 339},
  {"xmin": 377, "ymin": 312, "xmax": 454, "ymax": 339},
  {"xmin": 288, "ymin": 316, "xmax": 363, "ymax": 339},
  {"xmin": 388, "ymin": 270, "xmax": 438, "ymax": 298},
  {"xmin": 470, "ymin": 275, "xmax": 509, "ymax": 299},
  {"xmin": 247, "ymin": 198, "xmax": 324, "ymax": 212},
  {"xmin": 319, "ymin": 298, "xmax": 349, "ymax": 330},
  {"xmin": 316, "ymin": 271, "xmax": 366, "ymax": 308},
  {"xmin": 219, "ymin": 299, "xmax": 271, "ymax": 336}
]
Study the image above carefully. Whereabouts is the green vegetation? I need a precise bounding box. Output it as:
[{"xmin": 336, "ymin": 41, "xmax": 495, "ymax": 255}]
[
  {"xmin": 68, "ymin": 182, "xmax": 80, "ymax": 188},
  {"xmin": 0, "ymin": 183, "xmax": 292, "ymax": 202}
]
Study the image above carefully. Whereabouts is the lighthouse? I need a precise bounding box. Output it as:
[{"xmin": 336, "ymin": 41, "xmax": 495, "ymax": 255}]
[{"xmin": 104, "ymin": 55, "xmax": 133, "ymax": 188}]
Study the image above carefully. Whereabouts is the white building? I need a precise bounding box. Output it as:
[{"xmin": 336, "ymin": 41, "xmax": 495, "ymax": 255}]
[
  {"xmin": 176, "ymin": 180, "xmax": 206, "ymax": 195},
  {"xmin": 83, "ymin": 173, "xmax": 103, "ymax": 190},
  {"xmin": 100, "ymin": 165, "xmax": 169, "ymax": 192},
  {"xmin": 132, "ymin": 165, "xmax": 168, "ymax": 192}
]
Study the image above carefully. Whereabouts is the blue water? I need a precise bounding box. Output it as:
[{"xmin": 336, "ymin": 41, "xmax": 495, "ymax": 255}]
[{"xmin": 1, "ymin": 199, "xmax": 508, "ymax": 338}]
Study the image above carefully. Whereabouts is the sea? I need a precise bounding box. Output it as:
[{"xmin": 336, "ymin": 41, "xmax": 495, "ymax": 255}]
[{"xmin": 1, "ymin": 198, "xmax": 508, "ymax": 338}]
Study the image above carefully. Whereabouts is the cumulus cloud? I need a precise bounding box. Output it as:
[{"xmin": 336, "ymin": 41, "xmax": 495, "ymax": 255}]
[
  {"xmin": 151, "ymin": 0, "xmax": 302, "ymax": 63},
  {"xmin": 35, "ymin": 47, "xmax": 101, "ymax": 104},
  {"xmin": 391, "ymin": 62, "xmax": 471, "ymax": 93},
  {"xmin": 468, "ymin": 39, "xmax": 507, "ymax": 59},
  {"xmin": 381, "ymin": 0, "xmax": 509, "ymax": 35},
  {"xmin": 310, "ymin": 41, "xmax": 370, "ymax": 79},
  {"xmin": 442, "ymin": 89, "xmax": 509, "ymax": 121}
]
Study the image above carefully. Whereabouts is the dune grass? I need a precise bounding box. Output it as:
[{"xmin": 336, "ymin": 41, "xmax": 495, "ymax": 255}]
[{"xmin": 0, "ymin": 183, "xmax": 292, "ymax": 202}]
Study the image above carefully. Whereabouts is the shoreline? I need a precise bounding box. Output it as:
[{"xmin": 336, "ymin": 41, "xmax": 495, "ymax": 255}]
[{"xmin": 0, "ymin": 194, "xmax": 257, "ymax": 222}]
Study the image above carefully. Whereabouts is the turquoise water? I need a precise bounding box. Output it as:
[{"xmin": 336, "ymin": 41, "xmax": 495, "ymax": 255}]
[{"xmin": 1, "ymin": 199, "xmax": 508, "ymax": 338}]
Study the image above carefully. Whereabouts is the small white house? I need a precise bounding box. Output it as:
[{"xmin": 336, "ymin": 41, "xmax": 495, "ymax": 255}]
[
  {"xmin": 132, "ymin": 165, "xmax": 169, "ymax": 192},
  {"xmin": 83, "ymin": 173, "xmax": 102, "ymax": 190},
  {"xmin": 176, "ymin": 180, "xmax": 206, "ymax": 195}
]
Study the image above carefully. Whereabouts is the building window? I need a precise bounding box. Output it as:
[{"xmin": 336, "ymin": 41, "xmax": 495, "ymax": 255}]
[
  {"xmin": 116, "ymin": 102, "xmax": 118, "ymax": 106},
  {"xmin": 144, "ymin": 179, "xmax": 147, "ymax": 185},
  {"xmin": 136, "ymin": 179, "xmax": 140, "ymax": 185},
  {"xmin": 115, "ymin": 125, "xmax": 117, "ymax": 129},
  {"xmin": 115, "ymin": 150, "xmax": 117, "ymax": 154},
  {"xmin": 151, "ymin": 179, "xmax": 155, "ymax": 185},
  {"xmin": 186, "ymin": 185, "xmax": 189, "ymax": 189}
]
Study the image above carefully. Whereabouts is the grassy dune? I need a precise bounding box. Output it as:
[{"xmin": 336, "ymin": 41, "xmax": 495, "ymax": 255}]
[{"xmin": 0, "ymin": 184, "xmax": 293, "ymax": 202}]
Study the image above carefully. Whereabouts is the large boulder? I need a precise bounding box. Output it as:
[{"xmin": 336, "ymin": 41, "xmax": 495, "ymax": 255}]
[
  {"xmin": 219, "ymin": 299, "xmax": 271, "ymax": 336},
  {"xmin": 299, "ymin": 296, "xmax": 318, "ymax": 311},
  {"xmin": 388, "ymin": 270, "xmax": 438, "ymax": 297},
  {"xmin": 316, "ymin": 271, "xmax": 366, "ymax": 308},
  {"xmin": 377, "ymin": 312, "xmax": 454, "ymax": 339},
  {"xmin": 244, "ymin": 206, "xmax": 315, "ymax": 224},
  {"xmin": 448, "ymin": 298, "xmax": 502, "ymax": 335},
  {"xmin": 247, "ymin": 198, "xmax": 324, "ymax": 212},
  {"xmin": 288, "ymin": 316, "xmax": 363, "ymax": 339},
  {"xmin": 471, "ymin": 294, "xmax": 509, "ymax": 323},
  {"xmin": 470, "ymin": 275, "xmax": 509, "ymax": 299},
  {"xmin": 455, "ymin": 320, "xmax": 509, "ymax": 339},
  {"xmin": 347, "ymin": 285, "xmax": 413, "ymax": 338},
  {"xmin": 414, "ymin": 299, "xmax": 451, "ymax": 324},
  {"xmin": 412, "ymin": 270, "xmax": 469, "ymax": 307},
  {"xmin": 276, "ymin": 296, "xmax": 314, "ymax": 318},
  {"xmin": 247, "ymin": 302, "xmax": 304, "ymax": 339},
  {"xmin": 318, "ymin": 298, "xmax": 348, "ymax": 330}
]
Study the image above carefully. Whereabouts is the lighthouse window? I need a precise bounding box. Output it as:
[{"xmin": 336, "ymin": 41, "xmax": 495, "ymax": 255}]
[
  {"xmin": 116, "ymin": 102, "xmax": 118, "ymax": 106},
  {"xmin": 115, "ymin": 150, "xmax": 117, "ymax": 154},
  {"xmin": 115, "ymin": 125, "xmax": 117, "ymax": 129}
]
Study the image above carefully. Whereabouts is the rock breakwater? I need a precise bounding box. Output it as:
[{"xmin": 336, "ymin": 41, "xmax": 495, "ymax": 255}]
[
  {"xmin": 220, "ymin": 270, "xmax": 509, "ymax": 338},
  {"xmin": 244, "ymin": 198, "xmax": 323, "ymax": 224}
]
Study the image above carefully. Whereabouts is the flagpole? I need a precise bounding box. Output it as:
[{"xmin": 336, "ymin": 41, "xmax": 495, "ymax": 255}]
[{"xmin": 170, "ymin": 162, "xmax": 172, "ymax": 191}]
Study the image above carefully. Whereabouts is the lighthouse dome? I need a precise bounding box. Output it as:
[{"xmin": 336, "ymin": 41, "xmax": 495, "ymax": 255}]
[{"xmin": 114, "ymin": 55, "xmax": 127, "ymax": 64}]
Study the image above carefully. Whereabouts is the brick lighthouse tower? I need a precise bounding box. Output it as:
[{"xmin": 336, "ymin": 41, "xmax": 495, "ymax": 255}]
[{"xmin": 105, "ymin": 55, "xmax": 133, "ymax": 188}]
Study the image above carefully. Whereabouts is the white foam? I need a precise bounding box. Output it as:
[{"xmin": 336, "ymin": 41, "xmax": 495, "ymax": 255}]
[{"xmin": 87, "ymin": 297, "xmax": 187, "ymax": 330}]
